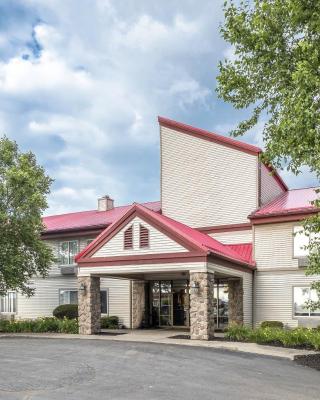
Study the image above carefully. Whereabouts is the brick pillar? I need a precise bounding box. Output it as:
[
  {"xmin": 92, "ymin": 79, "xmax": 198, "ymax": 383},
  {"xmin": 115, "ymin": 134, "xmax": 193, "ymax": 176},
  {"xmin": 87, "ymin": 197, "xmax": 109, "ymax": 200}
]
[
  {"xmin": 190, "ymin": 272, "xmax": 215, "ymax": 340},
  {"xmin": 131, "ymin": 280, "xmax": 145, "ymax": 329},
  {"xmin": 78, "ymin": 276, "xmax": 101, "ymax": 335},
  {"xmin": 228, "ymin": 279, "xmax": 243, "ymax": 325}
]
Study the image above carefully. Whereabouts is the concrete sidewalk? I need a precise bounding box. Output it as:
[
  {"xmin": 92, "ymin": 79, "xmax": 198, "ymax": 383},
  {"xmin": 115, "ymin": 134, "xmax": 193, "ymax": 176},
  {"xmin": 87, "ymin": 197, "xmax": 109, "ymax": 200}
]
[{"xmin": 0, "ymin": 329, "xmax": 317, "ymax": 360}]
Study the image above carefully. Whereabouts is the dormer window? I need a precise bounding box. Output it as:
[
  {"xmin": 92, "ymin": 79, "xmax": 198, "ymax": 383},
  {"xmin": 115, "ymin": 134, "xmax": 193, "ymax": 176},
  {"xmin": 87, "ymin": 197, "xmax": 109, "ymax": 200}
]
[
  {"xmin": 124, "ymin": 225, "xmax": 133, "ymax": 250},
  {"xmin": 139, "ymin": 224, "xmax": 149, "ymax": 248}
]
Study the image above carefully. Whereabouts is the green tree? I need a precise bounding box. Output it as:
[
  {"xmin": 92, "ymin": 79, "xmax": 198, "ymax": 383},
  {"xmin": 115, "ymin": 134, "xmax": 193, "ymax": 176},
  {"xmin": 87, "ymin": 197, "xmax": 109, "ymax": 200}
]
[
  {"xmin": 217, "ymin": 0, "xmax": 320, "ymax": 308},
  {"xmin": 0, "ymin": 137, "xmax": 54, "ymax": 297}
]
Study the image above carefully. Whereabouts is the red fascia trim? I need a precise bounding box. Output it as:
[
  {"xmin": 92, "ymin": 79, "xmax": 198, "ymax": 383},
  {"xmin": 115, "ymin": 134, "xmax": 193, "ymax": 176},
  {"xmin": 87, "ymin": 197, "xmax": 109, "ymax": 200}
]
[
  {"xmin": 208, "ymin": 254, "xmax": 255, "ymax": 273},
  {"xmin": 197, "ymin": 222, "xmax": 252, "ymax": 234},
  {"xmin": 41, "ymin": 227, "xmax": 106, "ymax": 240},
  {"xmin": 250, "ymin": 211, "xmax": 318, "ymax": 225},
  {"xmin": 78, "ymin": 252, "xmax": 207, "ymax": 267},
  {"xmin": 158, "ymin": 116, "xmax": 262, "ymax": 156},
  {"xmin": 263, "ymin": 163, "xmax": 288, "ymax": 191}
]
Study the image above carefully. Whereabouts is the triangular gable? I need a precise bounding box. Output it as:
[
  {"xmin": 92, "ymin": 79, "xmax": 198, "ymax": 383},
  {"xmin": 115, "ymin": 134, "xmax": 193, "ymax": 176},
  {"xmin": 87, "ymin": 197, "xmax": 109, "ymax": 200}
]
[{"xmin": 76, "ymin": 204, "xmax": 206, "ymax": 266}]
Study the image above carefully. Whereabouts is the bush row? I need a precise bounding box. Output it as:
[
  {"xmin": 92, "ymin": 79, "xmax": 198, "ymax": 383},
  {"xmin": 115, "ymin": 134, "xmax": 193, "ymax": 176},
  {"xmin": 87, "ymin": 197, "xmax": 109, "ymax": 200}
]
[
  {"xmin": 0, "ymin": 317, "xmax": 78, "ymax": 334},
  {"xmin": 225, "ymin": 324, "xmax": 320, "ymax": 350}
]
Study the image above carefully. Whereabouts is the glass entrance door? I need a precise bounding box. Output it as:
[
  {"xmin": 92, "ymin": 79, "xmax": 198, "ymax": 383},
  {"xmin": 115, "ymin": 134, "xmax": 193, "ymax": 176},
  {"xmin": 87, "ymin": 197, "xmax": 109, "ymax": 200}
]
[
  {"xmin": 150, "ymin": 280, "xmax": 189, "ymax": 327},
  {"xmin": 214, "ymin": 281, "xmax": 229, "ymax": 330}
]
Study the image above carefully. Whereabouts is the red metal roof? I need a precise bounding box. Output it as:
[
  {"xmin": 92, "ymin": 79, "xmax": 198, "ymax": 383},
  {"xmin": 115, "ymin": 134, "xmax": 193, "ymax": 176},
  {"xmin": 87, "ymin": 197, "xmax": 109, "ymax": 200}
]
[
  {"xmin": 43, "ymin": 201, "xmax": 161, "ymax": 233},
  {"xmin": 76, "ymin": 203, "xmax": 255, "ymax": 268},
  {"xmin": 250, "ymin": 187, "xmax": 319, "ymax": 219},
  {"xmin": 229, "ymin": 243, "xmax": 253, "ymax": 265}
]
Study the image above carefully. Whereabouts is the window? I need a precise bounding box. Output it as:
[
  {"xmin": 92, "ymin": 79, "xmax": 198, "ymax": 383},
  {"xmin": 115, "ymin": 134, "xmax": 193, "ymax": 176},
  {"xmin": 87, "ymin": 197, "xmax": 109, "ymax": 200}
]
[
  {"xmin": 59, "ymin": 289, "xmax": 78, "ymax": 305},
  {"xmin": 293, "ymin": 227, "xmax": 309, "ymax": 258},
  {"xmin": 58, "ymin": 240, "xmax": 78, "ymax": 265},
  {"xmin": 294, "ymin": 287, "xmax": 320, "ymax": 317},
  {"xmin": 59, "ymin": 289, "xmax": 108, "ymax": 314},
  {"xmin": 86, "ymin": 239, "xmax": 94, "ymax": 246},
  {"xmin": 0, "ymin": 292, "xmax": 16, "ymax": 313},
  {"xmin": 139, "ymin": 224, "xmax": 149, "ymax": 248},
  {"xmin": 124, "ymin": 225, "xmax": 133, "ymax": 250}
]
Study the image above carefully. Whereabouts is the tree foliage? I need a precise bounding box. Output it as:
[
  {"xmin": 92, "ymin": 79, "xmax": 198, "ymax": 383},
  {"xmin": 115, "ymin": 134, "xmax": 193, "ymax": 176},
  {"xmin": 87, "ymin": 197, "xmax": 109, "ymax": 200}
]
[
  {"xmin": 0, "ymin": 137, "xmax": 54, "ymax": 296},
  {"xmin": 217, "ymin": 0, "xmax": 320, "ymax": 308}
]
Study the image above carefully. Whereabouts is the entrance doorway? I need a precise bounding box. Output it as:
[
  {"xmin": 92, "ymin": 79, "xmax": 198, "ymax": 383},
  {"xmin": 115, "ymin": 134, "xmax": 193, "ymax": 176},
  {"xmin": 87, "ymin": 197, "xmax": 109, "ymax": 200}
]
[
  {"xmin": 149, "ymin": 280, "xmax": 189, "ymax": 328},
  {"xmin": 214, "ymin": 281, "xmax": 229, "ymax": 330}
]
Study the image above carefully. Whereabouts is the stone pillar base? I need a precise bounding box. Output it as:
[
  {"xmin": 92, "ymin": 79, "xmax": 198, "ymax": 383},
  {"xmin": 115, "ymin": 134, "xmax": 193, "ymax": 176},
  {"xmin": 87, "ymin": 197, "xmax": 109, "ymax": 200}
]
[
  {"xmin": 78, "ymin": 276, "xmax": 101, "ymax": 335},
  {"xmin": 131, "ymin": 280, "xmax": 145, "ymax": 329},
  {"xmin": 190, "ymin": 272, "xmax": 215, "ymax": 340},
  {"xmin": 228, "ymin": 279, "xmax": 243, "ymax": 325}
]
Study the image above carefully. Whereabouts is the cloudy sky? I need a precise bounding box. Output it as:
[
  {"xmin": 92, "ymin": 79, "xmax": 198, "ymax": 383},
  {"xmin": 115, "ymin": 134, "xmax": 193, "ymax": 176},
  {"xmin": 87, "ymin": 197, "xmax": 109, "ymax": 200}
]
[{"xmin": 0, "ymin": 0, "xmax": 317, "ymax": 215}]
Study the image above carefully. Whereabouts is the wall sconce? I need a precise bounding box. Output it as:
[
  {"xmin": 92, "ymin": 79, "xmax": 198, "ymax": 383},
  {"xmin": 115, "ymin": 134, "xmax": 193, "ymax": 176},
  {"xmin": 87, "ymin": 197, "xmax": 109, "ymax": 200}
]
[
  {"xmin": 190, "ymin": 281, "xmax": 200, "ymax": 295},
  {"xmin": 79, "ymin": 283, "xmax": 86, "ymax": 293}
]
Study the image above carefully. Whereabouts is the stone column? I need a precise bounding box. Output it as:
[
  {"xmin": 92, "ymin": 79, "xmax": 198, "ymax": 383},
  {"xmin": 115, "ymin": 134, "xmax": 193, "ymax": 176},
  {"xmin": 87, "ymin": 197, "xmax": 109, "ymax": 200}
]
[
  {"xmin": 131, "ymin": 280, "xmax": 145, "ymax": 329},
  {"xmin": 228, "ymin": 279, "xmax": 244, "ymax": 325},
  {"xmin": 190, "ymin": 272, "xmax": 215, "ymax": 340},
  {"xmin": 78, "ymin": 276, "xmax": 101, "ymax": 335}
]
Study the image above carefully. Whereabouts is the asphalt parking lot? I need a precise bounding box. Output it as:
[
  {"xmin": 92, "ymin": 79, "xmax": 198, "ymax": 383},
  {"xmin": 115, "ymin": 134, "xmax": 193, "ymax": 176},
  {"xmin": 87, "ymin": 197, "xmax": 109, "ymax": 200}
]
[{"xmin": 0, "ymin": 337, "xmax": 319, "ymax": 400}]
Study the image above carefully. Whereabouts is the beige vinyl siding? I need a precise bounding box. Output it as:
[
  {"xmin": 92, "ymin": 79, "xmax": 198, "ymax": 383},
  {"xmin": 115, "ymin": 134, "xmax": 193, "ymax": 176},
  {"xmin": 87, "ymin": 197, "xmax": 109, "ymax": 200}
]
[
  {"xmin": 161, "ymin": 125, "xmax": 258, "ymax": 227},
  {"xmin": 208, "ymin": 262, "xmax": 253, "ymax": 326},
  {"xmin": 255, "ymin": 270, "xmax": 320, "ymax": 328},
  {"xmin": 93, "ymin": 216, "xmax": 186, "ymax": 258},
  {"xmin": 254, "ymin": 222, "xmax": 299, "ymax": 270},
  {"xmin": 209, "ymin": 229, "xmax": 252, "ymax": 244},
  {"xmin": 16, "ymin": 276, "xmax": 130, "ymax": 327},
  {"xmin": 260, "ymin": 163, "xmax": 284, "ymax": 206}
]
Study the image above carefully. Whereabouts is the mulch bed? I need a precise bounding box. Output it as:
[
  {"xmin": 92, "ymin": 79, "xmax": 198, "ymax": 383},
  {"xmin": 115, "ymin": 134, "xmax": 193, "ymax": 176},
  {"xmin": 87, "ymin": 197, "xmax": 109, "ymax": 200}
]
[{"xmin": 294, "ymin": 353, "xmax": 320, "ymax": 371}]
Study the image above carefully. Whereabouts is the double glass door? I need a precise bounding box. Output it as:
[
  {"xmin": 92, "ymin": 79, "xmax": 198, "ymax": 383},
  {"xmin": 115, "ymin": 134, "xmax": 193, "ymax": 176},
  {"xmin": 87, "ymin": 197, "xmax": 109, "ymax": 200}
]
[{"xmin": 150, "ymin": 280, "xmax": 189, "ymax": 327}]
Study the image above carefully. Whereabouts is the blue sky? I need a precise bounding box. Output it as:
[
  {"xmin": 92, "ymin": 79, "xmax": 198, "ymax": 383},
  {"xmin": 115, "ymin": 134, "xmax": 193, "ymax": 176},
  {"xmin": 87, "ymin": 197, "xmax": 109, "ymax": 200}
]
[{"xmin": 0, "ymin": 0, "xmax": 318, "ymax": 215}]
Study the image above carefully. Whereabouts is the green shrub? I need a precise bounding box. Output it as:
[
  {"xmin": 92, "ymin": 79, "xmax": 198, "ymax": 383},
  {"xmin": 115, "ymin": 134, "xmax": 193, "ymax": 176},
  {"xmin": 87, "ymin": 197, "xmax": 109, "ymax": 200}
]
[
  {"xmin": 101, "ymin": 316, "xmax": 119, "ymax": 329},
  {"xmin": 53, "ymin": 304, "xmax": 78, "ymax": 320},
  {"xmin": 260, "ymin": 321, "xmax": 284, "ymax": 329},
  {"xmin": 58, "ymin": 317, "xmax": 79, "ymax": 334},
  {"xmin": 0, "ymin": 317, "xmax": 78, "ymax": 334},
  {"xmin": 225, "ymin": 323, "xmax": 252, "ymax": 342}
]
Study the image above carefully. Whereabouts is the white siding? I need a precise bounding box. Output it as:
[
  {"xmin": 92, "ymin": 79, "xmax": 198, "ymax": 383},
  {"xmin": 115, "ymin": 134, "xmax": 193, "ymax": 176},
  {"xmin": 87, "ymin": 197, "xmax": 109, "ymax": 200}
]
[
  {"xmin": 93, "ymin": 216, "xmax": 187, "ymax": 258},
  {"xmin": 208, "ymin": 262, "xmax": 253, "ymax": 326},
  {"xmin": 209, "ymin": 229, "xmax": 252, "ymax": 244},
  {"xmin": 255, "ymin": 270, "xmax": 320, "ymax": 328},
  {"xmin": 16, "ymin": 276, "xmax": 131, "ymax": 327},
  {"xmin": 161, "ymin": 125, "xmax": 258, "ymax": 227},
  {"xmin": 254, "ymin": 222, "xmax": 299, "ymax": 270},
  {"xmin": 260, "ymin": 163, "xmax": 284, "ymax": 206}
]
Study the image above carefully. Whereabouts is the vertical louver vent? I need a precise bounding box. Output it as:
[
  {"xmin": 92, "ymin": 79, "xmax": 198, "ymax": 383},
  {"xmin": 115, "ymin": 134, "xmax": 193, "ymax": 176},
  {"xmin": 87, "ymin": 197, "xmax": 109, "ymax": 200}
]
[
  {"xmin": 139, "ymin": 224, "xmax": 149, "ymax": 248},
  {"xmin": 124, "ymin": 226, "xmax": 133, "ymax": 250}
]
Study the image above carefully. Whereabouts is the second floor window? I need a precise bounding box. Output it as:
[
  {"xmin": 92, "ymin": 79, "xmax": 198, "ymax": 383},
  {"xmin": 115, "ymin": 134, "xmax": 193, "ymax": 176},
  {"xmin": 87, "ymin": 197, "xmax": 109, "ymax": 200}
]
[
  {"xmin": 58, "ymin": 240, "xmax": 79, "ymax": 265},
  {"xmin": 293, "ymin": 226, "xmax": 309, "ymax": 258}
]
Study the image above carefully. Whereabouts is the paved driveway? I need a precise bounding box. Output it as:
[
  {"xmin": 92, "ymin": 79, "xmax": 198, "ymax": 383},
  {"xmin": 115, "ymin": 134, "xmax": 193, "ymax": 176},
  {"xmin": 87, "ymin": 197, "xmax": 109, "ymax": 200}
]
[{"xmin": 0, "ymin": 338, "xmax": 319, "ymax": 400}]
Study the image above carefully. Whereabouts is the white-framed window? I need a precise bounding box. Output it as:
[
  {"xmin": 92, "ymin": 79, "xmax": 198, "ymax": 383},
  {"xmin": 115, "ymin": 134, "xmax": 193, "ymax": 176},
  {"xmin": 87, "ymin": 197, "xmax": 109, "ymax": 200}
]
[
  {"xmin": 59, "ymin": 289, "xmax": 108, "ymax": 314},
  {"xmin": 0, "ymin": 292, "xmax": 16, "ymax": 313},
  {"xmin": 59, "ymin": 289, "xmax": 78, "ymax": 305},
  {"xmin": 293, "ymin": 286, "xmax": 320, "ymax": 317},
  {"xmin": 58, "ymin": 240, "xmax": 79, "ymax": 265},
  {"xmin": 293, "ymin": 226, "xmax": 309, "ymax": 258}
]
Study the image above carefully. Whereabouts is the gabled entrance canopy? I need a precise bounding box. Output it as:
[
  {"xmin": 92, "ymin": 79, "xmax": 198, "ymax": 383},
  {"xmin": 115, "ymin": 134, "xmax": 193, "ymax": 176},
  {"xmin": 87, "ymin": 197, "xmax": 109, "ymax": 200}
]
[{"xmin": 76, "ymin": 203, "xmax": 255, "ymax": 269}]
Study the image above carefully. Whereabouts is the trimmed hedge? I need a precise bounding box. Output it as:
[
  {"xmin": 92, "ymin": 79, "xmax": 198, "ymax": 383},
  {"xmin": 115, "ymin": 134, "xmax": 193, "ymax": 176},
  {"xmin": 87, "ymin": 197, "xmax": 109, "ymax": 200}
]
[
  {"xmin": 0, "ymin": 317, "xmax": 78, "ymax": 334},
  {"xmin": 225, "ymin": 323, "xmax": 320, "ymax": 350},
  {"xmin": 53, "ymin": 304, "xmax": 78, "ymax": 320},
  {"xmin": 101, "ymin": 316, "xmax": 119, "ymax": 329},
  {"xmin": 260, "ymin": 321, "xmax": 284, "ymax": 329}
]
